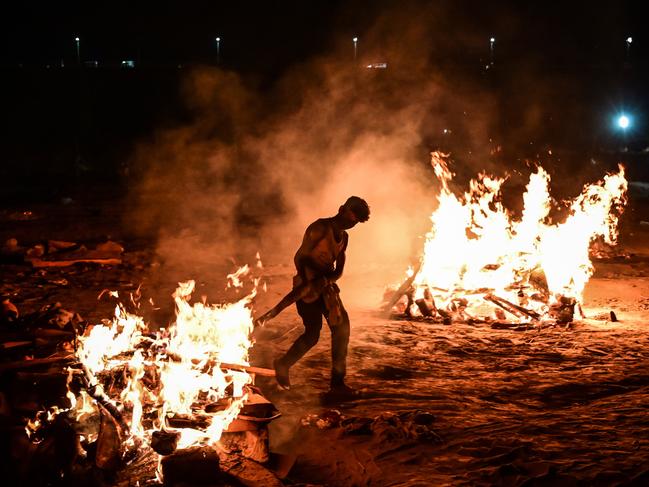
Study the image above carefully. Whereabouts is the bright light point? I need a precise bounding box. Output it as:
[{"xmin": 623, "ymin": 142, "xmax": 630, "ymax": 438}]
[
  {"xmin": 626, "ymin": 37, "xmax": 632, "ymax": 44},
  {"xmin": 353, "ymin": 37, "xmax": 358, "ymax": 42},
  {"xmin": 75, "ymin": 37, "xmax": 80, "ymax": 42},
  {"xmin": 618, "ymin": 115, "xmax": 630, "ymax": 129},
  {"xmin": 216, "ymin": 37, "xmax": 220, "ymax": 42},
  {"xmin": 490, "ymin": 37, "xmax": 495, "ymax": 43}
]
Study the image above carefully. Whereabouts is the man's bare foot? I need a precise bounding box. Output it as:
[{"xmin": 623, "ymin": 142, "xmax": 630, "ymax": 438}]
[{"xmin": 273, "ymin": 358, "xmax": 291, "ymax": 390}]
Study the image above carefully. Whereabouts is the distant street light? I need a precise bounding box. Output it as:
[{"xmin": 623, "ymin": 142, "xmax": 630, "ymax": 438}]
[
  {"xmin": 215, "ymin": 37, "xmax": 221, "ymax": 64},
  {"xmin": 75, "ymin": 37, "xmax": 80, "ymax": 65},
  {"xmin": 626, "ymin": 36, "xmax": 632, "ymax": 61},
  {"xmin": 617, "ymin": 114, "xmax": 631, "ymax": 130},
  {"xmin": 353, "ymin": 36, "xmax": 358, "ymax": 61},
  {"xmin": 489, "ymin": 37, "xmax": 495, "ymax": 65}
]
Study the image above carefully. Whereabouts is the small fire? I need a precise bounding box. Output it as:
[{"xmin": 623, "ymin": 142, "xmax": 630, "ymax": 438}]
[
  {"xmin": 400, "ymin": 152, "xmax": 627, "ymax": 322},
  {"xmin": 67, "ymin": 271, "xmax": 257, "ymax": 451}
]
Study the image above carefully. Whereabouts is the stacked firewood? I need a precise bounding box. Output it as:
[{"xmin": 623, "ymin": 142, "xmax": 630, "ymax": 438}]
[{"xmin": 381, "ymin": 266, "xmax": 577, "ymax": 327}]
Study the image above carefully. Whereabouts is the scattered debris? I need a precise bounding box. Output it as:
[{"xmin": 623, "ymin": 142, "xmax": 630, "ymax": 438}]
[
  {"xmin": 1, "ymin": 238, "xmax": 124, "ymax": 267},
  {"xmin": 28, "ymin": 240, "xmax": 124, "ymax": 268},
  {"xmin": 362, "ymin": 410, "xmax": 440, "ymax": 442},
  {"xmin": 301, "ymin": 409, "xmax": 344, "ymax": 429},
  {"xmin": 302, "ymin": 409, "xmax": 442, "ymax": 444}
]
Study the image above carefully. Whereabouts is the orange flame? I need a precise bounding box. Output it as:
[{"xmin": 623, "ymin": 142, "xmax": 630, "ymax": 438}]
[
  {"xmin": 71, "ymin": 269, "xmax": 257, "ymax": 450},
  {"xmin": 409, "ymin": 152, "xmax": 627, "ymax": 321}
]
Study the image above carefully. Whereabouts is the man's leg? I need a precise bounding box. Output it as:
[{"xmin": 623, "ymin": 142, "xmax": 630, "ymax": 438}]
[
  {"xmin": 274, "ymin": 298, "xmax": 324, "ymax": 387},
  {"xmin": 328, "ymin": 300, "xmax": 351, "ymax": 389}
]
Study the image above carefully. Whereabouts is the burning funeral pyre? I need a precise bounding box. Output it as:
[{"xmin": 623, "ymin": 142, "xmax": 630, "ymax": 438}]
[
  {"xmin": 384, "ymin": 152, "xmax": 628, "ymax": 326},
  {"xmin": 23, "ymin": 272, "xmax": 281, "ymax": 484}
]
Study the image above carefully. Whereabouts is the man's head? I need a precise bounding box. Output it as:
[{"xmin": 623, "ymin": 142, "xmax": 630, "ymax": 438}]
[{"xmin": 338, "ymin": 196, "xmax": 370, "ymax": 229}]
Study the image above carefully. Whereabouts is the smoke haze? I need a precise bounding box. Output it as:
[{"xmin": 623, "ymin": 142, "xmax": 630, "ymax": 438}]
[{"xmin": 125, "ymin": 1, "xmax": 622, "ymax": 306}]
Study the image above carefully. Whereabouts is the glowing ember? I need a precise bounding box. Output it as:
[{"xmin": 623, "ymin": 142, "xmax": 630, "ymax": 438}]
[{"xmin": 400, "ymin": 152, "xmax": 627, "ymax": 323}]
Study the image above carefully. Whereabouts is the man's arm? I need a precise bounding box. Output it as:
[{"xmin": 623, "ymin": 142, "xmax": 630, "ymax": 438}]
[
  {"xmin": 328, "ymin": 232, "xmax": 348, "ymax": 281},
  {"xmin": 294, "ymin": 220, "xmax": 330, "ymax": 280}
]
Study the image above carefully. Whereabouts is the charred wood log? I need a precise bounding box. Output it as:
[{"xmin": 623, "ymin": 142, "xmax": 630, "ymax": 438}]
[
  {"xmin": 0, "ymin": 354, "xmax": 75, "ymax": 373},
  {"xmin": 166, "ymin": 414, "xmax": 211, "ymax": 430},
  {"xmin": 436, "ymin": 308, "xmax": 452, "ymax": 325},
  {"xmin": 151, "ymin": 429, "xmax": 180, "ymax": 456},
  {"xmin": 414, "ymin": 298, "xmax": 435, "ymax": 317},
  {"xmin": 160, "ymin": 446, "xmax": 221, "ymax": 486},
  {"xmin": 95, "ymin": 403, "xmax": 124, "ymax": 471},
  {"xmin": 0, "ymin": 340, "xmax": 32, "ymax": 350}
]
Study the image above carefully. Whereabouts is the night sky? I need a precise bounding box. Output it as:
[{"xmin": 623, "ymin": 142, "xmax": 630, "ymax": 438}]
[
  {"xmin": 1, "ymin": 1, "xmax": 646, "ymax": 74},
  {"xmin": 1, "ymin": 0, "xmax": 648, "ymax": 195}
]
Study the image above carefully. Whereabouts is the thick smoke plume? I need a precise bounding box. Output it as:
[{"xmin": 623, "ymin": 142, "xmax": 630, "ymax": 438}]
[{"xmin": 126, "ymin": 1, "xmax": 600, "ymax": 307}]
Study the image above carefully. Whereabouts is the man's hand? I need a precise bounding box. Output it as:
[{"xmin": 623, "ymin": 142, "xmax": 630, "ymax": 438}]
[{"xmin": 326, "ymin": 250, "xmax": 346, "ymax": 282}]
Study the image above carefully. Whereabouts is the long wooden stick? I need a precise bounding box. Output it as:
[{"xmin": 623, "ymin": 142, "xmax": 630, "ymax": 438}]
[
  {"xmin": 219, "ymin": 362, "xmax": 275, "ymax": 377},
  {"xmin": 254, "ymin": 277, "xmax": 327, "ymax": 326}
]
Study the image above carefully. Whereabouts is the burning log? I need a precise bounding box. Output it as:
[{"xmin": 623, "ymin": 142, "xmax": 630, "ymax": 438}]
[
  {"xmin": 414, "ymin": 298, "xmax": 435, "ymax": 317},
  {"xmin": 548, "ymin": 296, "xmax": 576, "ymax": 324},
  {"xmin": 78, "ymin": 363, "xmax": 130, "ymax": 433},
  {"xmin": 166, "ymin": 414, "xmax": 211, "ymax": 430},
  {"xmin": 95, "ymin": 403, "xmax": 124, "ymax": 470},
  {"xmin": 382, "ymin": 154, "xmax": 627, "ymax": 325},
  {"xmin": 484, "ymin": 294, "xmax": 540, "ymax": 321},
  {"xmin": 381, "ymin": 262, "xmax": 421, "ymax": 316}
]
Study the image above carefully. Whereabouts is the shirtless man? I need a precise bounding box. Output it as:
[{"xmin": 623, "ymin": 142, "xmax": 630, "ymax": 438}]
[{"xmin": 274, "ymin": 196, "xmax": 370, "ymax": 394}]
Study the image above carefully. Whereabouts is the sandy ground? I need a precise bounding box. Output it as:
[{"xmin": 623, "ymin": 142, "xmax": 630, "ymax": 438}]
[
  {"xmin": 252, "ymin": 261, "xmax": 649, "ymax": 486},
  {"xmin": 2, "ymin": 200, "xmax": 649, "ymax": 486}
]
